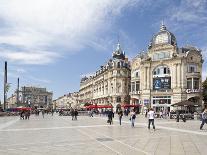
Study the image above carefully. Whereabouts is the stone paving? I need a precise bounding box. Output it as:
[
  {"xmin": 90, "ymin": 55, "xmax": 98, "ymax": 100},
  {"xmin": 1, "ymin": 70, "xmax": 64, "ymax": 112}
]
[{"xmin": 0, "ymin": 113, "xmax": 207, "ymax": 155}]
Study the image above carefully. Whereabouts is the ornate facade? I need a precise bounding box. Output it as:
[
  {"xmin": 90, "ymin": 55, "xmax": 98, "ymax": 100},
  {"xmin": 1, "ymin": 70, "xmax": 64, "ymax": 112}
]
[
  {"xmin": 79, "ymin": 43, "xmax": 131, "ymax": 108},
  {"xmin": 131, "ymin": 23, "xmax": 203, "ymax": 113},
  {"xmin": 18, "ymin": 86, "xmax": 53, "ymax": 108},
  {"xmin": 53, "ymin": 92, "xmax": 79, "ymax": 109}
]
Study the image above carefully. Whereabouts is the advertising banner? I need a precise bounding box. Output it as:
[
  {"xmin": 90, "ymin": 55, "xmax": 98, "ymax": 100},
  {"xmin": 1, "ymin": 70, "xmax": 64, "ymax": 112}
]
[{"xmin": 153, "ymin": 77, "xmax": 171, "ymax": 90}]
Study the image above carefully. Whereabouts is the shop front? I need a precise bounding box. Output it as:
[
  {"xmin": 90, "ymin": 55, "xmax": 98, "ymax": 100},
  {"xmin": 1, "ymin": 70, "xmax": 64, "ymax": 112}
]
[{"xmin": 152, "ymin": 96, "xmax": 171, "ymax": 113}]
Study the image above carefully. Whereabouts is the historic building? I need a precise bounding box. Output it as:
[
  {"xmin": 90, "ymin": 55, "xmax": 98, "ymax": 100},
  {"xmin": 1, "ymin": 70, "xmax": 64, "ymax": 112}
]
[
  {"xmin": 130, "ymin": 23, "xmax": 203, "ymax": 113},
  {"xmin": 6, "ymin": 94, "xmax": 16, "ymax": 108},
  {"xmin": 16, "ymin": 86, "xmax": 53, "ymax": 108},
  {"xmin": 79, "ymin": 43, "xmax": 131, "ymax": 108},
  {"xmin": 53, "ymin": 92, "xmax": 79, "ymax": 109}
]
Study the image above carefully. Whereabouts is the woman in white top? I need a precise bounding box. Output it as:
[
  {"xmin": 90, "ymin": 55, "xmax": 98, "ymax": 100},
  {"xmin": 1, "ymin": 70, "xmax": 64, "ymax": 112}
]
[{"xmin": 148, "ymin": 108, "xmax": 155, "ymax": 130}]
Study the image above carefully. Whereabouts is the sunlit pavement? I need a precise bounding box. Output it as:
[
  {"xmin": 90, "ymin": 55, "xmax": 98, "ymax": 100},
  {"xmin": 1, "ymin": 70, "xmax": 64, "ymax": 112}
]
[{"xmin": 0, "ymin": 113, "xmax": 207, "ymax": 155}]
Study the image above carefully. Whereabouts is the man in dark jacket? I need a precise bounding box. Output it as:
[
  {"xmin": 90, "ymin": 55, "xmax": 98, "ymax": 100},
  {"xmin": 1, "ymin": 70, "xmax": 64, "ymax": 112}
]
[
  {"xmin": 74, "ymin": 109, "xmax": 78, "ymax": 120},
  {"xmin": 118, "ymin": 109, "xmax": 123, "ymax": 125},
  {"xmin": 108, "ymin": 109, "xmax": 114, "ymax": 125}
]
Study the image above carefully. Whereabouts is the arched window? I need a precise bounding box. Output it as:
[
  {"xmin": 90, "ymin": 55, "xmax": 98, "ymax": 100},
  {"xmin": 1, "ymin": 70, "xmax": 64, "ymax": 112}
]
[
  {"xmin": 117, "ymin": 62, "xmax": 121, "ymax": 68},
  {"xmin": 153, "ymin": 65, "xmax": 170, "ymax": 76}
]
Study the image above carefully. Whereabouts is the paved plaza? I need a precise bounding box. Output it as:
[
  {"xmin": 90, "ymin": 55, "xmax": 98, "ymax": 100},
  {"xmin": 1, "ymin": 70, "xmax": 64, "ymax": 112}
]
[{"xmin": 0, "ymin": 114, "xmax": 207, "ymax": 155}]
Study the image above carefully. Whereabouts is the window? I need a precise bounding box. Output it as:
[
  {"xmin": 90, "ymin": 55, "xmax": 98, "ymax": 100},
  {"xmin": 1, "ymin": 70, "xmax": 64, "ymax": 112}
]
[
  {"xmin": 131, "ymin": 82, "xmax": 135, "ymax": 92},
  {"xmin": 116, "ymin": 96, "xmax": 121, "ymax": 102},
  {"xmin": 152, "ymin": 96, "xmax": 171, "ymax": 104},
  {"xmin": 154, "ymin": 66, "xmax": 170, "ymax": 75},
  {"xmin": 153, "ymin": 52, "xmax": 170, "ymax": 61},
  {"xmin": 193, "ymin": 78, "xmax": 199, "ymax": 89},
  {"xmin": 188, "ymin": 64, "xmax": 197, "ymax": 73},
  {"xmin": 135, "ymin": 81, "xmax": 140, "ymax": 91},
  {"xmin": 157, "ymin": 68, "xmax": 160, "ymax": 74},
  {"xmin": 136, "ymin": 72, "xmax": 139, "ymax": 77},
  {"xmin": 117, "ymin": 62, "xmax": 120, "ymax": 68},
  {"xmin": 164, "ymin": 67, "xmax": 167, "ymax": 74},
  {"xmin": 187, "ymin": 78, "xmax": 192, "ymax": 89}
]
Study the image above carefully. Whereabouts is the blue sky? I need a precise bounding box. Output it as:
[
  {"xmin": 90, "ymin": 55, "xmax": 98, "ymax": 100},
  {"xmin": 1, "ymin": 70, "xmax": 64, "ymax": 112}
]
[{"xmin": 0, "ymin": 0, "xmax": 206, "ymax": 101}]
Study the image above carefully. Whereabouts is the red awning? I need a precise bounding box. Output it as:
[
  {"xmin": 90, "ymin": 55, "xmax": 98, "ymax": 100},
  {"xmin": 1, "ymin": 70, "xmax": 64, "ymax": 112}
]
[
  {"xmin": 84, "ymin": 105, "xmax": 113, "ymax": 109},
  {"xmin": 15, "ymin": 107, "xmax": 32, "ymax": 111}
]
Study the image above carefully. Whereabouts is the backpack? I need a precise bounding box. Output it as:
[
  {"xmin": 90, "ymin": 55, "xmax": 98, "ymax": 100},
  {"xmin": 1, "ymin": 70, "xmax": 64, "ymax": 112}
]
[{"xmin": 132, "ymin": 114, "xmax": 136, "ymax": 119}]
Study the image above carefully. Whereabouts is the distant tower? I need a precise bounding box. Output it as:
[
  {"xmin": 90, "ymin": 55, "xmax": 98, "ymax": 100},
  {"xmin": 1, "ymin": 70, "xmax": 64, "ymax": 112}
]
[{"xmin": 3, "ymin": 61, "xmax": 7, "ymax": 110}]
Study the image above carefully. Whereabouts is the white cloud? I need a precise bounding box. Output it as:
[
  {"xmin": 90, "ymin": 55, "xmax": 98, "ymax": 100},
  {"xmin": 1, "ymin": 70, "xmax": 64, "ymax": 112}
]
[
  {"xmin": 0, "ymin": 50, "xmax": 60, "ymax": 65},
  {"xmin": 170, "ymin": 0, "xmax": 207, "ymax": 22},
  {"xmin": 27, "ymin": 75, "xmax": 51, "ymax": 84},
  {"xmin": 0, "ymin": 0, "xmax": 138, "ymax": 64}
]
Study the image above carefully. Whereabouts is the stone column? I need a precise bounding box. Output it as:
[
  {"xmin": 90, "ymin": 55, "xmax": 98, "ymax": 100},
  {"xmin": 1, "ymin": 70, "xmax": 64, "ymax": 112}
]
[
  {"xmin": 177, "ymin": 63, "xmax": 181, "ymax": 88},
  {"xmin": 145, "ymin": 67, "xmax": 147, "ymax": 89},
  {"xmin": 175, "ymin": 64, "xmax": 177, "ymax": 88},
  {"xmin": 148, "ymin": 66, "xmax": 150, "ymax": 89}
]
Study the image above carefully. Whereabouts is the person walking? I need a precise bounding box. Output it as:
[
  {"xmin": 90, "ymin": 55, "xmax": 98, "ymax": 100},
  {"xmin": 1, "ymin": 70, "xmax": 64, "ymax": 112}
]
[
  {"xmin": 42, "ymin": 110, "xmax": 45, "ymax": 118},
  {"xmin": 51, "ymin": 109, "xmax": 54, "ymax": 116},
  {"xmin": 107, "ymin": 109, "xmax": 114, "ymax": 125},
  {"xmin": 118, "ymin": 109, "xmax": 123, "ymax": 125},
  {"xmin": 148, "ymin": 108, "xmax": 155, "ymax": 130},
  {"xmin": 200, "ymin": 108, "xmax": 207, "ymax": 130},
  {"xmin": 130, "ymin": 109, "xmax": 136, "ymax": 127},
  {"xmin": 74, "ymin": 109, "xmax": 78, "ymax": 120},
  {"xmin": 159, "ymin": 110, "xmax": 163, "ymax": 119},
  {"xmin": 71, "ymin": 109, "xmax": 75, "ymax": 120}
]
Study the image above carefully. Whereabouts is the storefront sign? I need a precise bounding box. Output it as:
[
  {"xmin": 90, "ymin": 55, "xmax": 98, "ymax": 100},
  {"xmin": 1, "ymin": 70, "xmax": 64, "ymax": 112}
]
[
  {"xmin": 144, "ymin": 99, "xmax": 149, "ymax": 106},
  {"xmin": 186, "ymin": 89, "xmax": 201, "ymax": 93}
]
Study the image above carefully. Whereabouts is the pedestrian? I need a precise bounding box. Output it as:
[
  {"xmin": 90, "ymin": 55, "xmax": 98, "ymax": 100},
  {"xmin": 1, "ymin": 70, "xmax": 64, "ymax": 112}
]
[
  {"xmin": 107, "ymin": 109, "xmax": 114, "ymax": 125},
  {"xmin": 89, "ymin": 110, "xmax": 94, "ymax": 117},
  {"xmin": 145, "ymin": 109, "xmax": 148, "ymax": 118},
  {"xmin": 27, "ymin": 110, "xmax": 30, "ymax": 120},
  {"xmin": 176, "ymin": 110, "xmax": 180, "ymax": 122},
  {"xmin": 130, "ymin": 109, "xmax": 136, "ymax": 127},
  {"xmin": 42, "ymin": 110, "xmax": 45, "ymax": 118},
  {"xmin": 51, "ymin": 109, "xmax": 54, "ymax": 116},
  {"xmin": 159, "ymin": 110, "xmax": 163, "ymax": 119},
  {"xmin": 71, "ymin": 109, "xmax": 75, "ymax": 120},
  {"xmin": 200, "ymin": 108, "xmax": 207, "ymax": 130},
  {"xmin": 20, "ymin": 110, "xmax": 24, "ymax": 120},
  {"xmin": 148, "ymin": 108, "xmax": 155, "ymax": 130},
  {"xmin": 118, "ymin": 109, "xmax": 123, "ymax": 125},
  {"xmin": 74, "ymin": 109, "xmax": 78, "ymax": 120}
]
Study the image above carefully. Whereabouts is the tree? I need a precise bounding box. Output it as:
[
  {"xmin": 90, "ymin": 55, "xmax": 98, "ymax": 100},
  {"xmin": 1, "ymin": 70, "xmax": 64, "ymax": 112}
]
[
  {"xmin": 203, "ymin": 77, "xmax": 207, "ymax": 104},
  {"xmin": 5, "ymin": 83, "xmax": 11, "ymax": 93}
]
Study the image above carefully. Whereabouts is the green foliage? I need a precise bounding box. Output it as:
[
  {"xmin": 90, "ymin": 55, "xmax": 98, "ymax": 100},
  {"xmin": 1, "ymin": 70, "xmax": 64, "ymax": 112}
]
[{"xmin": 5, "ymin": 83, "xmax": 11, "ymax": 93}]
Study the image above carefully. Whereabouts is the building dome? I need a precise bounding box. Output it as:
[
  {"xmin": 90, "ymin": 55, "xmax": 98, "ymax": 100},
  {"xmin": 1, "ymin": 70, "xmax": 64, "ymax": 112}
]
[
  {"xmin": 148, "ymin": 22, "xmax": 177, "ymax": 49},
  {"xmin": 112, "ymin": 43, "xmax": 125, "ymax": 60}
]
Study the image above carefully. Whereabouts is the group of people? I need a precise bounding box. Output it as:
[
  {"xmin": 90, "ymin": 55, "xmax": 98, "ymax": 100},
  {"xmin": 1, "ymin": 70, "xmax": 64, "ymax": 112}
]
[
  {"xmin": 107, "ymin": 108, "xmax": 156, "ymax": 130},
  {"xmin": 19, "ymin": 110, "xmax": 30, "ymax": 120},
  {"xmin": 71, "ymin": 109, "xmax": 78, "ymax": 120}
]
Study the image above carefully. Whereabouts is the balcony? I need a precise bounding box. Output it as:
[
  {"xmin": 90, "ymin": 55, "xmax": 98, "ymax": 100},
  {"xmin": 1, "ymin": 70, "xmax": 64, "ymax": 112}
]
[{"xmin": 186, "ymin": 72, "xmax": 201, "ymax": 78}]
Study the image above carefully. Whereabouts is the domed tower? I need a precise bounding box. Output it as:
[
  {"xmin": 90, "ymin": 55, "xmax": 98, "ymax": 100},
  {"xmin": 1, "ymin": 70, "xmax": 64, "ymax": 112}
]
[
  {"xmin": 112, "ymin": 42, "xmax": 125, "ymax": 60},
  {"xmin": 148, "ymin": 22, "xmax": 177, "ymax": 49}
]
